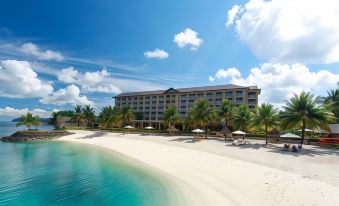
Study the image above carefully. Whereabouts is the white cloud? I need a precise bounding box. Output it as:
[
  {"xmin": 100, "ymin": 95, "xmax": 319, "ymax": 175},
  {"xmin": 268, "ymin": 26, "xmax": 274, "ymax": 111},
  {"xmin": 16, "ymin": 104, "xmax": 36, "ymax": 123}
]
[
  {"xmin": 20, "ymin": 42, "xmax": 64, "ymax": 61},
  {"xmin": 0, "ymin": 107, "xmax": 58, "ymax": 118},
  {"xmin": 208, "ymin": 76, "xmax": 215, "ymax": 82},
  {"xmin": 57, "ymin": 67, "xmax": 121, "ymax": 94},
  {"xmin": 83, "ymin": 85, "xmax": 121, "ymax": 94},
  {"xmin": 40, "ymin": 84, "xmax": 93, "ymax": 106},
  {"xmin": 144, "ymin": 48, "xmax": 169, "ymax": 59},
  {"xmin": 214, "ymin": 67, "xmax": 242, "ymax": 80},
  {"xmin": 0, "ymin": 60, "xmax": 53, "ymax": 98},
  {"xmin": 173, "ymin": 28, "xmax": 203, "ymax": 50},
  {"xmin": 209, "ymin": 63, "xmax": 339, "ymax": 105},
  {"xmin": 227, "ymin": 0, "xmax": 339, "ymax": 64},
  {"xmin": 226, "ymin": 5, "xmax": 240, "ymax": 27},
  {"xmin": 57, "ymin": 67, "xmax": 79, "ymax": 83}
]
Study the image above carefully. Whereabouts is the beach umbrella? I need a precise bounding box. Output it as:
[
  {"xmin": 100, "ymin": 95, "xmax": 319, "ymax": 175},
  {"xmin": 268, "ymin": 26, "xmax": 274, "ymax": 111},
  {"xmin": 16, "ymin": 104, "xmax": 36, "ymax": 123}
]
[
  {"xmin": 145, "ymin": 126, "xmax": 154, "ymax": 130},
  {"xmin": 297, "ymin": 128, "xmax": 313, "ymax": 132},
  {"xmin": 192, "ymin": 129, "xmax": 205, "ymax": 141},
  {"xmin": 232, "ymin": 130, "xmax": 246, "ymax": 140},
  {"xmin": 232, "ymin": 130, "xmax": 246, "ymax": 135},
  {"xmin": 123, "ymin": 125, "xmax": 134, "ymax": 134},
  {"xmin": 280, "ymin": 133, "xmax": 301, "ymax": 138},
  {"xmin": 166, "ymin": 126, "xmax": 178, "ymax": 135},
  {"xmin": 124, "ymin": 126, "xmax": 134, "ymax": 129}
]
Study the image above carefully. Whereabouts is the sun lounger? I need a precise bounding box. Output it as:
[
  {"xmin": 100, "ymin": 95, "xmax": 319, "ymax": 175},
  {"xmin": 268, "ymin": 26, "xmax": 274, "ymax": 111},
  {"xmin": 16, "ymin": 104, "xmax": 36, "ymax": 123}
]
[{"xmin": 282, "ymin": 144, "xmax": 290, "ymax": 151}]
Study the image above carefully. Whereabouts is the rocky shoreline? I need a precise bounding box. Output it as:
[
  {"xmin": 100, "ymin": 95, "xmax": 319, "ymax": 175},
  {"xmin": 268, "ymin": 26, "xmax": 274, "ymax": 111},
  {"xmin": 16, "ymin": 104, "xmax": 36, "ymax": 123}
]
[{"xmin": 1, "ymin": 131, "xmax": 73, "ymax": 142}]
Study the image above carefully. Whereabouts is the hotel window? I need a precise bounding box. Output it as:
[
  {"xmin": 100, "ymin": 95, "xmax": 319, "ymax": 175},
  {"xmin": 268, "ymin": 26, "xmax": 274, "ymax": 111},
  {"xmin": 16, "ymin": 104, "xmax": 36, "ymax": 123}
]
[
  {"xmin": 248, "ymin": 99, "xmax": 256, "ymax": 105},
  {"xmin": 197, "ymin": 93, "xmax": 204, "ymax": 99},
  {"xmin": 236, "ymin": 98, "xmax": 243, "ymax": 104},
  {"xmin": 159, "ymin": 96, "xmax": 164, "ymax": 100},
  {"xmin": 248, "ymin": 92, "xmax": 256, "ymax": 99},
  {"xmin": 139, "ymin": 107, "xmax": 143, "ymax": 110},
  {"xmin": 236, "ymin": 91, "xmax": 243, "ymax": 97},
  {"xmin": 134, "ymin": 97, "xmax": 137, "ymax": 101},
  {"xmin": 206, "ymin": 93, "xmax": 213, "ymax": 99},
  {"xmin": 181, "ymin": 94, "xmax": 187, "ymax": 99},
  {"xmin": 225, "ymin": 91, "xmax": 233, "ymax": 98},
  {"xmin": 189, "ymin": 94, "xmax": 195, "ymax": 100},
  {"xmin": 145, "ymin": 96, "xmax": 150, "ymax": 100}
]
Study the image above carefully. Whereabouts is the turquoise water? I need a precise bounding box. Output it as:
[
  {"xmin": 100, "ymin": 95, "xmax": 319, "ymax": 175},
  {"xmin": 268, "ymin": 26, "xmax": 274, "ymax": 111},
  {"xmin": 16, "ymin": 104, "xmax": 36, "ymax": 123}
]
[
  {"xmin": 0, "ymin": 121, "xmax": 55, "ymax": 137},
  {"xmin": 0, "ymin": 141, "xmax": 173, "ymax": 206}
]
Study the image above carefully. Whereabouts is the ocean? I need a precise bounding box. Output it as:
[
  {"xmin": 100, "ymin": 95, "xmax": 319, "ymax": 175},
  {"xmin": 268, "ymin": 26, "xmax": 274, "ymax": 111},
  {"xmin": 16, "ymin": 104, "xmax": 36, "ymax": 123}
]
[
  {"xmin": 0, "ymin": 121, "xmax": 55, "ymax": 138},
  {"xmin": 0, "ymin": 122, "xmax": 175, "ymax": 206}
]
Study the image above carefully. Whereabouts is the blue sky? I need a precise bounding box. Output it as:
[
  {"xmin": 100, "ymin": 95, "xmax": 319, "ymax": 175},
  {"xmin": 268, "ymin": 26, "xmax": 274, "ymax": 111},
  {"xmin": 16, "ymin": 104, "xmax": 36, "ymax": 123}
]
[{"xmin": 0, "ymin": 0, "xmax": 338, "ymax": 120}]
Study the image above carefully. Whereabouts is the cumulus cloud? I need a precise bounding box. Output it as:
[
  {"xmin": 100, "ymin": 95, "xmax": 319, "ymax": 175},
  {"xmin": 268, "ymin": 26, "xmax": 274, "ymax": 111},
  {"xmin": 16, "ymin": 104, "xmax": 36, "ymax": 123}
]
[
  {"xmin": 226, "ymin": 5, "xmax": 241, "ymax": 27},
  {"xmin": 209, "ymin": 63, "xmax": 339, "ymax": 105},
  {"xmin": 227, "ymin": 0, "xmax": 339, "ymax": 64},
  {"xmin": 40, "ymin": 84, "xmax": 93, "ymax": 106},
  {"xmin": 0, "ymin": 107, "xmax": 58, "ymax": 118},
  {"xmin": 57, "ymin": 67, "xmax": 121, "ymax": 94},
  {"xmin": 0, "ymin": 60, "xmax": 53, "ymax": 98},
  {"xmin": 173, "ymin": 28, "xmax": 203, "ymax": 50},
  {"xmin": 144, "ymin": 48, "xmax": 169, "ymax": 59},
  {"xmin": 20, "ymin": 42, "xmax": 64, "ymax": 61}
]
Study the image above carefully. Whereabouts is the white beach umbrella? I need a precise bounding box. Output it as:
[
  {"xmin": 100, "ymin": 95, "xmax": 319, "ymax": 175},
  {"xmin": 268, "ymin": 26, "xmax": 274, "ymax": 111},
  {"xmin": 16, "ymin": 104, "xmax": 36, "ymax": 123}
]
[
  {"xmin": 192, "ymin": 129, "xmax": 205, "ymax": 141},
  {"xmin": 192, "ymin": 129, "xmax": 205, "ymax": 133},
  {"xmin": 232, "ymin": 130, "xmax": 246, "ymax": 135},
  {"xmin": 124, "ymin": 126, "xmax": 134, "ymax": 129},
  {"xmin": 280, "ymin": 133, "xmax": 301, "ymax": 138},
  {"xmin": 297, "ymin": 128, "xmax": 313, "ymax": 132},
  {"xmin": 145, "ymin": 126, "xmax": 154, "ymax": 130},
  {"xmin": 232, "ymin": 130, "xmax": 246, "ymax": 140}
]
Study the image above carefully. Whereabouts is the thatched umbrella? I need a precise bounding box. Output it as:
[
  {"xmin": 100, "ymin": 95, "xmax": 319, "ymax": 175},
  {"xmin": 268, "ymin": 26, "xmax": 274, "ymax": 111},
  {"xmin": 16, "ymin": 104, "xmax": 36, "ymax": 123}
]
[
  {"xmin": 267, "ymin": 128, "xmax": 280, "ymax": 143},
  {"xmin": 219, "ymin": 127, "xmax": 231, "ymax": 140},
  {"xmin": 166, "ymin": 126, "xmax": 178, "ymax": 135}
]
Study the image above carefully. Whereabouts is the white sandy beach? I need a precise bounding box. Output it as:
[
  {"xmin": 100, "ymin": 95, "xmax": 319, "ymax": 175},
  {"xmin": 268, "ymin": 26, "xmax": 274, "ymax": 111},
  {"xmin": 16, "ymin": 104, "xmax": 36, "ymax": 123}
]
[{"xmin": 60, "ymin": 130, "xmax": 339, "ymax": 206}]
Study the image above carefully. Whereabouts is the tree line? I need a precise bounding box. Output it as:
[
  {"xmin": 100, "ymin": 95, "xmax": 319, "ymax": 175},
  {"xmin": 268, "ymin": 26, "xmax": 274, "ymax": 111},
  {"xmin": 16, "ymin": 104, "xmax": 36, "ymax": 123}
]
[{"xmin": 17, "ymin": 89, "xmax": 338, "ymax": 147}]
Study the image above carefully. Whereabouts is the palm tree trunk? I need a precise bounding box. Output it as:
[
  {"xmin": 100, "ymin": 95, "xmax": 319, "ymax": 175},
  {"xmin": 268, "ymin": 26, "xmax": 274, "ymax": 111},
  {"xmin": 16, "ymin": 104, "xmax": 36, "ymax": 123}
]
[
  {"xmin": 205, "ymin": 125, "xmax": 208, "ymax": 139},
  {"xmin": 225, "ymin": 118, "xmax": 228, "ymax": 128},
  {"xmin": 78, "ymin": 120, "xmax": 80, "ymax": 127},
  {"xmin": 265, "ymin": 124, "xmax": 268, "ymax": 145},
  {"xmin": 300, "ymin": 119, "xmax": 306, "ymax": 148}
]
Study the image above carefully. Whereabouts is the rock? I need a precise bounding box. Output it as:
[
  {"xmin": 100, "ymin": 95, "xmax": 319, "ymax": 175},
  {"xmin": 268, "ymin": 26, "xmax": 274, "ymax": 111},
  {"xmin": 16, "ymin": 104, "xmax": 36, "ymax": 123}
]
[{"xmin": 1, "ymin": 131, "xmax": 73, "ymax": 142}]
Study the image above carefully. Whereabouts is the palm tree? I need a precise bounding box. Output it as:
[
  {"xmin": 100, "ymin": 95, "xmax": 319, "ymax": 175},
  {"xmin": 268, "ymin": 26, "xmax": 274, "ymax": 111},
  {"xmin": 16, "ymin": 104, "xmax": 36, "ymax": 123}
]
[
  {"xmin": 120, "ymin": 105, "xmax": 135, "ymax": 127},
  {"xmin": 16, "ymin": 112, "xmax": 41, "ymax": 130},
  {"xmin": 251, "ymin": 103, "xmax": 279, "ymax": 145},
  {"xmin": 324, "ymin": 89, "xmax": 339, "ymax": 123},
  {"xmin": 189, "ymin": 99, "xmax": 216, "ymax": 139},
  {"xmin": 50, "ymin": 112, "xmax": 59, "ymax": 124},
  {"xmin": 71, "ymin": 105, "xmax": 87, "ymax": 127},
  {"xmin": 98, "ymin": 106, "xmax": 121, "ymax": 129},
  {"xmin": 83, "ymin": 105, "xmax": 96, "ymax": 127},
  {"xmin": 233, "ymin": 104, "xmax": 252, "ymax": 132},
  {"xmin": 218, "ymin": 98, "xmax": 233, "ymax": 128},
  {"xmin": 280, "ymin": 92, "xmax": 335, "ymax": 147},
  {"xmin": 163, "ymin": 105, "xmax": 179, "ymax": 132}
]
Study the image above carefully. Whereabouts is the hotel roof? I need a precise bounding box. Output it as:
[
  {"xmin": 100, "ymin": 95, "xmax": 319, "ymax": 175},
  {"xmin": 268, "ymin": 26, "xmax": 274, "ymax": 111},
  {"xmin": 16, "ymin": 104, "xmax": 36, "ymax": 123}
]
[{"xmin": 114, "ymin": 84, "xmax": 260, "ymax": 98}]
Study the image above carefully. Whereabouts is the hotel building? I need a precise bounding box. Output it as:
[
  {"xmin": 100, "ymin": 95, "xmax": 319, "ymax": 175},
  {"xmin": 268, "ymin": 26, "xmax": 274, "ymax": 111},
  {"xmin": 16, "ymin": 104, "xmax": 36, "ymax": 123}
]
[{"xmin": 114, "ymin": 84, "xmax": 260, "ymax": 129}]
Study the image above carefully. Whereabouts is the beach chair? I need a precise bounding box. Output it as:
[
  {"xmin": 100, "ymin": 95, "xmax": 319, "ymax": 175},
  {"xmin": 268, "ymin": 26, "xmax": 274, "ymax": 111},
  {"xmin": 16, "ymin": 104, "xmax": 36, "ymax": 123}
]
[
  {"xmin": 282, "ymin": 144, "xmax": 290, "ymax": 151},
  {"xmin": 291, "ymin": 145, "xmax": 299, "ymax": 153},
  {"xmin": 231, "ymin": 140, "xmax": 239, "ymax": 146}
]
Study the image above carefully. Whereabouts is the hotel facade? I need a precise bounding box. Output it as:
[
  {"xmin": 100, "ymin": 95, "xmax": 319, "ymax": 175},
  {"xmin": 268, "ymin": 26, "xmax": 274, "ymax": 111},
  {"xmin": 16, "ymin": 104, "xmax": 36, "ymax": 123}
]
[{"xmin": 114, "ymin": 84, "xmax": 260, "ymax": 129}]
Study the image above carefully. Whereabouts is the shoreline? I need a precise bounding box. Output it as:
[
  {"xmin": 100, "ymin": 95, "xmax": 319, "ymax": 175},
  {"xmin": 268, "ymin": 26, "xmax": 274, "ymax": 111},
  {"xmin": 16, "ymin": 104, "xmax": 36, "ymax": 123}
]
[{"xmin": 60, "ymin": 130, "xmax": 339, "ymax": 206}]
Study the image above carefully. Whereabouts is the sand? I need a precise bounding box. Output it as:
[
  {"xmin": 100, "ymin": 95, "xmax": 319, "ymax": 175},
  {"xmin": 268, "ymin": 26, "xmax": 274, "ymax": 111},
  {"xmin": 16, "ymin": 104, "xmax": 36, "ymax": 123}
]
[{"xmin": 60, "ymin": 130, "xmax": 339, "ymax": 206}]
